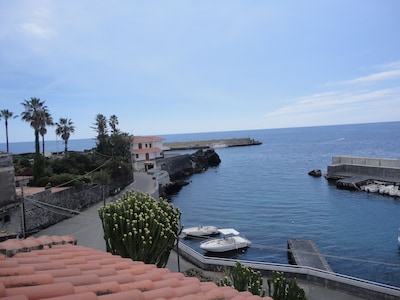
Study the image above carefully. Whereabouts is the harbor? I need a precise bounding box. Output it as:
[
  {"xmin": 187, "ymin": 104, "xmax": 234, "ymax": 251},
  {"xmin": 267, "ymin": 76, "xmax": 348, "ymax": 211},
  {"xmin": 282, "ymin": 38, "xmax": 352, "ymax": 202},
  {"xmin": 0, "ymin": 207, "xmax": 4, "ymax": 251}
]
[{"xmin": 163, "ymin": 137, "xmax": 261, "ymax": 150}]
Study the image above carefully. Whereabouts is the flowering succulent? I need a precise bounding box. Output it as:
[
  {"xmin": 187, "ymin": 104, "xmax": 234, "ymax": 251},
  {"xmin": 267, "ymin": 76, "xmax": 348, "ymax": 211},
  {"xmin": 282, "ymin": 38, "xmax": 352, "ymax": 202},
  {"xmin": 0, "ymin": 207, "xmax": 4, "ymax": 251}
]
[
  {"xmin": 98, "ymin": 190, "xmax": 182, "ymax": 268},
  {"xmin": 218, "ymin": 261, "xmax": 265, "ymax": 297},
  {"xmin": 267, "ymin": 271, "xmax": 307, "ymax": 300}
]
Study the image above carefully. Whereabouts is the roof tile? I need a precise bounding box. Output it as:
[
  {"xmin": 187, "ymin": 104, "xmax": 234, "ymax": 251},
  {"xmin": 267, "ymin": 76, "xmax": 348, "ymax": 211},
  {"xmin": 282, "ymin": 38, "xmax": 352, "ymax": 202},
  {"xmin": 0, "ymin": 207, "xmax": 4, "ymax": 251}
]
[
  {"xmin": 0, "ymin": 273, "xmax": 53, "ymax": 288},
  {"xmin": 53, "ymin": 273, "xmax": 100, "ymax": 286},
  {"xmin": 0, "ymin": 235, "xmax": 270, "ymax": 300},
  {"xmin": 5, "ymin": 282, "xmax": 75, "ymax": 299}
]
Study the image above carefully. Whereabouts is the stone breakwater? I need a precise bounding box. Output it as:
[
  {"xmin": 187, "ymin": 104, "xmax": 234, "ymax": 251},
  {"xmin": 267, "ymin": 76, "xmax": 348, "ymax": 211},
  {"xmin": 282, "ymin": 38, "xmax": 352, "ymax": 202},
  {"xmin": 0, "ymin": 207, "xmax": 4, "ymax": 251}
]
[
  {"xmin": 157, "ymin": 149, "xmax": 221, "ymax": 199},
  {"xmin": 163, "ymin": 137, "xmax": 261, "ymax": 150}
]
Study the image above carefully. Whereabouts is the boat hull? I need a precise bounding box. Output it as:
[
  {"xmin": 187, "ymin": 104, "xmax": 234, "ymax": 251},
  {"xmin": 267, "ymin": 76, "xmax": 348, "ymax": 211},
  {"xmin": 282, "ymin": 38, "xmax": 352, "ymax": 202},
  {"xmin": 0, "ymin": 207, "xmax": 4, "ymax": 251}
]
[
  {"xmin": 182, "ymin": 226, "xmax": 219, "ymax": 238},
  {"xmin": 200, "ymin": 236, "xmax": 251, "ymax": 252}
]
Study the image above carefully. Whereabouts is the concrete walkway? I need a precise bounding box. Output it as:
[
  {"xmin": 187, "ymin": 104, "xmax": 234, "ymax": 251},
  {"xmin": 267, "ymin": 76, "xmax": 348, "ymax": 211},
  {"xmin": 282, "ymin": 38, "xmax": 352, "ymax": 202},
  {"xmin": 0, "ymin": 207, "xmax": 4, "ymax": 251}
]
[{"xmin": 33, "ymin": 172, "xmax": 156, "ymax": 252}]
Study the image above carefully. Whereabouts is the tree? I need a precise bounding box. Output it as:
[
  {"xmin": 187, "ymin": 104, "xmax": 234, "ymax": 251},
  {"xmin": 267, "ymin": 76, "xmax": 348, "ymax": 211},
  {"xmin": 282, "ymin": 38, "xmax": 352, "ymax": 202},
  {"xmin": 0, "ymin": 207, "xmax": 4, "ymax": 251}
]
[
  {"xmin": 109, "ymin": 114, "xmax": 119, "ymax": 135},
  {"xmin": 20, "ymin": 97, "xmax": 48, "ymax": 180},
  {"xmin": 92, "ymin": 113, "xmax": 108, "ymax": 143},
  {"xmin": 0, "ymin": 109, "xmax": 18, "ymax": 152},
  {"xmin": 38, "ymin": 105, "xmax": 53, "ymax": 156},
  {"xmin": 55, "ymin": 117, "xmax": 75, "ymax": 157}
]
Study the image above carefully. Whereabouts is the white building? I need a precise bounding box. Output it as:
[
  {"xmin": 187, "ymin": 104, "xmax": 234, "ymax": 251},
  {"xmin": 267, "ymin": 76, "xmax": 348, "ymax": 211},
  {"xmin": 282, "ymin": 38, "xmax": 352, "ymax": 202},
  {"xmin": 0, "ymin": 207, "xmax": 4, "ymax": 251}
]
[{"xmin": 131, "ymin": 136, "xmax": 166, "ymax": 171}]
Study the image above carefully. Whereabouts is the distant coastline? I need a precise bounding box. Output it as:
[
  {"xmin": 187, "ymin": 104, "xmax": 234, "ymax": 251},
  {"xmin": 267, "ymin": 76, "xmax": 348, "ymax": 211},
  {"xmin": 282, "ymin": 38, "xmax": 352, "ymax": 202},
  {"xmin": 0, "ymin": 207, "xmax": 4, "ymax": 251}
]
[{"xmin": 1, "ymin": 138, "xmax": 97, "ymax": 155}]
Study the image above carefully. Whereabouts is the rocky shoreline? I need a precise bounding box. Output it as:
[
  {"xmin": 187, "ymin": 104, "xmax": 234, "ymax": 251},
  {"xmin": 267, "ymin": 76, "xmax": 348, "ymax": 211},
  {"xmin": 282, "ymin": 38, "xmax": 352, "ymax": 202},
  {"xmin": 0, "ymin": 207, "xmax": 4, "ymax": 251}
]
[{"xmin": 157, "ymin": 149, "xmax": 221, "ymax": 199}]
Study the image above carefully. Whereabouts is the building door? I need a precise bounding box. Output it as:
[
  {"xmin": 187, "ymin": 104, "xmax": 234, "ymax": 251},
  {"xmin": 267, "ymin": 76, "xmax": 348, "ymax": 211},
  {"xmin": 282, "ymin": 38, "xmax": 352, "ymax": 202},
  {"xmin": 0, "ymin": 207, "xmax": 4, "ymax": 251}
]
[{"xmin": 146, "ymin": 153, "xmax": 150, "ymax": 161}]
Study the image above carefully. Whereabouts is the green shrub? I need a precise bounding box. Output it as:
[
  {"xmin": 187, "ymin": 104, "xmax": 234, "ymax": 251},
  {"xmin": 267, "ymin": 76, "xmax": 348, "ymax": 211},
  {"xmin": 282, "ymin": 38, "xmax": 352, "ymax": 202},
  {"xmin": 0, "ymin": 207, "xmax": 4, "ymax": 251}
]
[
  {"xmin": 218, "ymin": 261, "xmax": 265, "ymax": 297},
  {"xmin": 98, "ymin": 190, "xmax": 181, "ymax": 268},
  {"xmin": 267, "ymin": 271, "xmax": 307, "ymax": 300}
]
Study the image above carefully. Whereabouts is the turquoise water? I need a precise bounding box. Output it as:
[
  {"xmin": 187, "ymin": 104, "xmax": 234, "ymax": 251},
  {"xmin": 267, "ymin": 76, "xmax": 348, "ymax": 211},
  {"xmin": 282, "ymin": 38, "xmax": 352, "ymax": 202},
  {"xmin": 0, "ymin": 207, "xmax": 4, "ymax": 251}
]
[{"xmin": 163, "ymin": 122, "xmax": 400, "ymax": 287}]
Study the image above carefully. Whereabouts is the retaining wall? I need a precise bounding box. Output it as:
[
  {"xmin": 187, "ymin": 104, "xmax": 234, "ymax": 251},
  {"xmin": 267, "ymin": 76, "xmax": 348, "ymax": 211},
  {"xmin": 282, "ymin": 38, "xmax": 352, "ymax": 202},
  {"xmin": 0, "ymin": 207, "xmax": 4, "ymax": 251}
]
[
  {"xmin": 327, "ymin": 156, "xmax": 400, "ymax": 181},
  {"xmin": 1, "ymin": 185, "xmax": 103, "ymax": 236}
]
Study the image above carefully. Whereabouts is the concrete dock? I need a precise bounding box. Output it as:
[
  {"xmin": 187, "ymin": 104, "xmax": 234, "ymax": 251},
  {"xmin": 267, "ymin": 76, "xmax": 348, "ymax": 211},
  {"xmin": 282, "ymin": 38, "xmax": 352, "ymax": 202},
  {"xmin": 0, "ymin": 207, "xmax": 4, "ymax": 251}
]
[
  {"xmin": 164, "ymin": 138, "xmax": 261, "ymax": 150},
  {"xmin": 325, "ymin": 156, "xmax": 400, "ymax": 191},
  {"xmin": 287, "ymin": 239, "xmax": 333, "ymax": 272}
]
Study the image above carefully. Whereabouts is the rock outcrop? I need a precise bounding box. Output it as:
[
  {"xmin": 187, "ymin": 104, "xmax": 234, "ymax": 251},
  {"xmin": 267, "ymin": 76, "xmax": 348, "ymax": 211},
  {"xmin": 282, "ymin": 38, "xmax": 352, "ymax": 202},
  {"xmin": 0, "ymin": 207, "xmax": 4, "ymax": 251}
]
[
  {"xmin": 308, "ymin": 169, "xmax": 322, "ymax": 177},
  {"xmin": 158, "ymin": 149, "xmax": 221, "ymax": 199}
]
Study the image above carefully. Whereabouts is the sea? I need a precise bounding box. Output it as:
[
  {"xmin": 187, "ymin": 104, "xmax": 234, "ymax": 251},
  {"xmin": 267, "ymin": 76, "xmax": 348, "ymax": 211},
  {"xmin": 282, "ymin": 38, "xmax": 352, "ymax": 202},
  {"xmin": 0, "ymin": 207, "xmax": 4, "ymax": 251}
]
[{"xmin": 3, "ymin": 121, "xmax": 400, "ymax": 287}]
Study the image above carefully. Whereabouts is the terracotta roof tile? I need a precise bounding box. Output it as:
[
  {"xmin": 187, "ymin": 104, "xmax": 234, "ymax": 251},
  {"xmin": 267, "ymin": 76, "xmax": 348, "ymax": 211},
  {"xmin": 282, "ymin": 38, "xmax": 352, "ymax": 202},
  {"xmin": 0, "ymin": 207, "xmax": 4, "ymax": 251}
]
[{"xmin": 0, "ymin": 235, "xmax": 271, "ymax": 300}]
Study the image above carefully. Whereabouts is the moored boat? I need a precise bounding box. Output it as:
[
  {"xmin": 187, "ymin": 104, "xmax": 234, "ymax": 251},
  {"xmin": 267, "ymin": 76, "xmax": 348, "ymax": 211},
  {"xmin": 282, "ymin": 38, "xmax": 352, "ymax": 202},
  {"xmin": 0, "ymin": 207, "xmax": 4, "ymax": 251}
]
[
  {"xmin": 199, "ymin": 228, "xmax": 251, "ymax": 252},
  {"xmin": 182, "ymin": 226, "xmax": 219, "ymax": 238}
]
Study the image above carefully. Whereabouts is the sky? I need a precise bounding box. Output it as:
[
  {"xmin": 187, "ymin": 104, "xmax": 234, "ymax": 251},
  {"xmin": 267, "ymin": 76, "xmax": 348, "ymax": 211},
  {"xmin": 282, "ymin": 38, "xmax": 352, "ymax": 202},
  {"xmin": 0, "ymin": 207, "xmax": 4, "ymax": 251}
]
[{"xmin": 0, "ymin": 0, "xmax": 399, "ymax": 143}]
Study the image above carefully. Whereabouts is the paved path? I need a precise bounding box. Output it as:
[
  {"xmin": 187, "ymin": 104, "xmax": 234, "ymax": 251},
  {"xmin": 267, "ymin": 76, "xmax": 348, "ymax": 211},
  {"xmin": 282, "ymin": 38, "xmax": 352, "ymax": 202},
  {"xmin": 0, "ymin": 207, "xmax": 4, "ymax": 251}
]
[{"xmin": 33, "ymin": 172, "xmax": 156, "ymax": 252}]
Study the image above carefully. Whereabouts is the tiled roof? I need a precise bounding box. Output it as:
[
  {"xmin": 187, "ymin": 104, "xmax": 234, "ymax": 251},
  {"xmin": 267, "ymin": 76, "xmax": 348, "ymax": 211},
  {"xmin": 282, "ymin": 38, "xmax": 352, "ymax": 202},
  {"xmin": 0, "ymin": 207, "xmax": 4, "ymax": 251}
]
[
  {"xmin": 0, "ymin": 235, "xmax": 270, "ymax": 299},
  {"xmin": 133, "ymin": 136, "xmax": 165, "ymax": 143}
]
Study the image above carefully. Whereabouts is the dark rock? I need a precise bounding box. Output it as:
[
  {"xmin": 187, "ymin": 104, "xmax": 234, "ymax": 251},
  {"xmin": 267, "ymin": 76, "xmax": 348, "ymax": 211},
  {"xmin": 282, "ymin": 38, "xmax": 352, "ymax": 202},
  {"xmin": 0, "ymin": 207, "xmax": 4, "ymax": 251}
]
[
  {"xmin": 158, "ymin": 149, "xmax": 221, "ymax": 181},
  {"xmin": 308, "ymin": 169, "xmax": 322, "ymax": 177},
  {"xmin": 159, "ymin": 180, "xmax": 189, "ymax": 199},
  {"xmin": 156, "ymin": 150, "xmax": 221, "ymax": 198}
]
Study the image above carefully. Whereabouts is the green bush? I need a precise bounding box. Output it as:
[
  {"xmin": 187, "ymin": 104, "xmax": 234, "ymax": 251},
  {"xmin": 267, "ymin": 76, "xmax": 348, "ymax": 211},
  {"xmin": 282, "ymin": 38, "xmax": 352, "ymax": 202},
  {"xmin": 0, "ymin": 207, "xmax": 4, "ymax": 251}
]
[
  {"xmin": 218, "ymin": 261, "xmax": 265, "ymax": 297},
  {"xmin": 267, "ymin": 271, "xmax": 307, "ymax": 300},
  {"xmin": 98, "ymin": 190, "xmax": 182, "ymax": 268}
]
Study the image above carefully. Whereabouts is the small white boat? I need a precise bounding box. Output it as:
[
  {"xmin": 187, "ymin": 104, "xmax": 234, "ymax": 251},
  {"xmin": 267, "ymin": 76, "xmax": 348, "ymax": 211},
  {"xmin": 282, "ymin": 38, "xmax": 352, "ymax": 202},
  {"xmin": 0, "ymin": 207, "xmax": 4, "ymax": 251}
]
[
  {"xmin": 182, "ymin": 226, "xmax": 219, "ymax": 238},
  {"xmin": 211, "ymin": 143, "xmax": 228, "ymax": 149},
  {"xmin": 200, "ymin": 228, "xmax": 251, "ymax": 252},
  {"xmin": 364, "ymin": 184, "xmax": 379, "ymax": 193}
]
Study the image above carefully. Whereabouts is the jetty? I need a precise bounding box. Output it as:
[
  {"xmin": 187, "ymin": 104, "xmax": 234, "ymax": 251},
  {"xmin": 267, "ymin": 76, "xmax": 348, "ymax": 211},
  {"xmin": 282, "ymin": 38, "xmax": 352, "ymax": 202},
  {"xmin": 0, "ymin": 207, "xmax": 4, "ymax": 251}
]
[
  {"xmin": 164, "ymin": 138, "xmax": 261, "ymax": 151},
  {"xmin": 325, "ymin": 156, "xmax": 400, "ymax": 192},
  {"xmin": 287, "ymin": 239, "xmax": 332, "ymax": 272}
]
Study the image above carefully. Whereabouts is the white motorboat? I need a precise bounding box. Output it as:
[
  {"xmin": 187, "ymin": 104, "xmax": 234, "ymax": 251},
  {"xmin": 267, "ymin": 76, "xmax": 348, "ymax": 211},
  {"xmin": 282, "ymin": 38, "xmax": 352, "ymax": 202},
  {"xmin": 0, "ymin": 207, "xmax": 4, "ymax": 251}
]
[
  {"xmin": 200, "ymin": 228, "xmax": 251, "ymax": 252},
  {"xmin": 363, "ymin": 184, "xmax": 379, "ymax": 193},
  {"xmin": 182, "ymin": 226, "xmax": 219, "ymax": 238}
]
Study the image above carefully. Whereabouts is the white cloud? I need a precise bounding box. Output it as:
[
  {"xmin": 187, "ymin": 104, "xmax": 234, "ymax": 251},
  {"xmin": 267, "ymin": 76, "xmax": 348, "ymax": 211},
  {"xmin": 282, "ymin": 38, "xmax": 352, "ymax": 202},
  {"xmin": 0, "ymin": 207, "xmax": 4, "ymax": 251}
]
[
  {"xmin": 329, "ymin": 69, "xmax": 400, "ymax": 86},
  {"xmin": 21, "ymin": 22, "xmax": 56, "ymax": 39}
]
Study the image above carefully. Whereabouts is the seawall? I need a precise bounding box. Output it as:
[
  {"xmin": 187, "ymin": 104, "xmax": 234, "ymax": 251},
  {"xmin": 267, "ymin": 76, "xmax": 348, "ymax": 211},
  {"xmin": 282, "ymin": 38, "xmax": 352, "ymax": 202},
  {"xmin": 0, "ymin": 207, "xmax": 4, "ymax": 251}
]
[
  {"xmin": 164, "ymin": 137, "xmax": 261, "ymax": 150},
  {"xmin": 325, "ymin": 156, "xmax": 400, "ymax": 189}
]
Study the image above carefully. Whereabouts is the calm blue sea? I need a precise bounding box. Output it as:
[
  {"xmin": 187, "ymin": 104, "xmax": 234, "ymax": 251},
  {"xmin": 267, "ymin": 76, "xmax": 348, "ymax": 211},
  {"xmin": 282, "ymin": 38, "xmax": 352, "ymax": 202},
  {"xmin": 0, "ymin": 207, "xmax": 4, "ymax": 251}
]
[
  {"xmin": 164, "ymin": 122, "xmax": 400, "ymax": 288},
  {"xmin": 3, "ymin": 122, "xmax": 400, "ymax": 287}
]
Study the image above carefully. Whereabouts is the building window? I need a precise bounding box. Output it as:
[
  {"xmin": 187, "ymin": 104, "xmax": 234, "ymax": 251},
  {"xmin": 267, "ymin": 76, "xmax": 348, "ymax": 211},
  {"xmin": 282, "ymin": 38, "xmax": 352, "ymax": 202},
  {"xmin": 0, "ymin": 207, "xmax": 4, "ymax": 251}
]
[
  {"xmin": 136, "ymin": 154, "xmax": 139, "ymax": 159},
  {"xmin": 139, "ymin": 143, "xmax": 142, "ymax": 149}
]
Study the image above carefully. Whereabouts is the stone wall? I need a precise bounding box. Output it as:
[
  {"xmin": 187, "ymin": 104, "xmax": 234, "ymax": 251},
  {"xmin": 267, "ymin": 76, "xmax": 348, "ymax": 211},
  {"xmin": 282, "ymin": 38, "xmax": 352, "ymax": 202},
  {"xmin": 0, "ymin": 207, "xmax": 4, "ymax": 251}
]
[
  {"xmin": 0, "ymin": 153, "xmax": 16, "ymax": 208},
  {"xmin": 1, "ymin": 184, "xmax": 103, "ymax": 237}
]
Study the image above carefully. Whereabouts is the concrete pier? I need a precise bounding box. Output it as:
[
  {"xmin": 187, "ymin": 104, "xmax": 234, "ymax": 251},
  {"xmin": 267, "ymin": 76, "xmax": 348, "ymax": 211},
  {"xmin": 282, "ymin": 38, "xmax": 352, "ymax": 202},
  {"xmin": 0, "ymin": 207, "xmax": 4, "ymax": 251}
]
[
  {"xmin": 325, "ymin": 156, "xmax": 400, "ymax": 190},
  {"xmin": 164, "ymin": 138, "xmax": 261, "ymax": 150},
  {"xmin": 287, "ymin": 239, "xmax": 332, "ymax": 272}
]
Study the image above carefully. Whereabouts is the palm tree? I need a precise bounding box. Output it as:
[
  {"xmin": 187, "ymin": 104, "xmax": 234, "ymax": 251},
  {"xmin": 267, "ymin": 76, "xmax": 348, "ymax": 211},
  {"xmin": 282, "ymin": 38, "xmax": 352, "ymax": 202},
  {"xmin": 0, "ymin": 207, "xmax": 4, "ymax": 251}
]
[
  {"xmin": 21, "ymin": 97, "xmax": 45, "ymax": 156},
  {"xmin": 55, "ymin": 117, "xmax": 75, "ymax": 157},
  {"xmin": 0, "ymin": 109, "xmax": 18, "ymax": 152},
  {"xmin": 38, "ymin": 106, "xmax": 53, "ymax": 156},
  {"xmin": 21, "ymin": 97, "xmax": 48, "ymax": 181},
  {"xmin": 109, "ymin": 114, "xmax": 119, "ymax": 135},
  {"xmin": 92, "ymin": 113, "xmax": 108, "ymax": 141}
]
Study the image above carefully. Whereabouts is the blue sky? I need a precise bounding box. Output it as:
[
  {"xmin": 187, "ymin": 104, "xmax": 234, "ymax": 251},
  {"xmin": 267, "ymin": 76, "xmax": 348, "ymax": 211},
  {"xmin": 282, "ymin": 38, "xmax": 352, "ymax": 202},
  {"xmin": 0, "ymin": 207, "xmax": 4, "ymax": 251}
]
[{"xmin": 0, "ymin": 1, "xmax": 399, "ymax": 142}]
